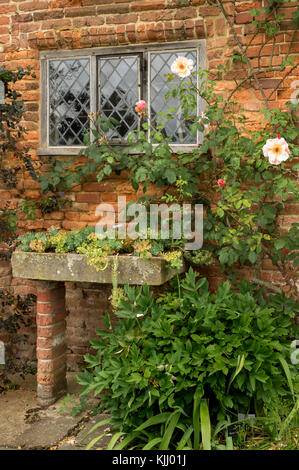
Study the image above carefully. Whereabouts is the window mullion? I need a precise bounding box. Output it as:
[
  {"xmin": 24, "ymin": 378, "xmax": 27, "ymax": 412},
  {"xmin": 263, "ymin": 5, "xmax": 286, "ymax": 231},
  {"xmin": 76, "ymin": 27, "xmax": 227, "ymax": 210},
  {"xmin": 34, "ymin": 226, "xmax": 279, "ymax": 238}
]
[
  {"xmin": 139, "ymin": 52, "xmax": 147, "ymax": 135},
  {"xmin": 145, "ymin": 51, "xmax": 150, "ymax": 143},
  {"xmin": 40, "ymin": 58, "xmax": 48, "ymax": 149},
  {"xmin": 90, "ymin": 55, "xmax": 97, "ymax": 142}
]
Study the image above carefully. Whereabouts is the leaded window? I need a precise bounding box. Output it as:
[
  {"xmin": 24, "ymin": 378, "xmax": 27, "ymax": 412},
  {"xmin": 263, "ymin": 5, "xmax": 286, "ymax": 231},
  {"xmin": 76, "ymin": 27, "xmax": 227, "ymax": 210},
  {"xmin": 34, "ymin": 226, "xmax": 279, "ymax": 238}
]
[
  {"xmin": 99, "ymin": 55, "xmax": 140, "ymax": 142},
  {"xmin": 150, "ymin": 50, "xmax": 198, "ymax": 144},
  {"xmin": 40, "ymin": 41, "xmax": 206, "ymax": 154},
  {"xmin": 49, "ymin": 58, "xmax": 90, "ymax": 146}
]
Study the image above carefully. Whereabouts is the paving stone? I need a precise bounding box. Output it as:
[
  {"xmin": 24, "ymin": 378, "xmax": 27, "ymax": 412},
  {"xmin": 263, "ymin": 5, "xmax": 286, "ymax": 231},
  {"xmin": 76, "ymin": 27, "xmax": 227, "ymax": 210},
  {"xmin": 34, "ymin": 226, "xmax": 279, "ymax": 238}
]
[
  {"xmin": 57, "ymin": 413, "xmax": 112, "ymax": 450},
  {"xmin": 0, "ymin": 372, "xmax": 99, "ymax": 450}
]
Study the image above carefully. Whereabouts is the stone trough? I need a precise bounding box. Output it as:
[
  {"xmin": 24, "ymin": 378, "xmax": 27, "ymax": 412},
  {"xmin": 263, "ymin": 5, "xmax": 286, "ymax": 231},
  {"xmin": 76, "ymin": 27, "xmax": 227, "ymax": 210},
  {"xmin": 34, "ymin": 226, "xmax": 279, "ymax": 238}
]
[
  {"xmin": 11, "ymin": 251, "xmax": 185, "ymax": 405},
  {"xmin": 11, "ymin": 252, "xmax": 184, "ymax": 285}
]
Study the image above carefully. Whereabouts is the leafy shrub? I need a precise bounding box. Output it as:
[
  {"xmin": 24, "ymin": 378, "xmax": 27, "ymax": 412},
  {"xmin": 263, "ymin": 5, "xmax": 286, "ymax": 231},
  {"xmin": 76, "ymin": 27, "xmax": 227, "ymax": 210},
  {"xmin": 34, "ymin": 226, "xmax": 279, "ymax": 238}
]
[{"xmin": 78, "ymin": 268, "xmax": 298, "ymax": 433}]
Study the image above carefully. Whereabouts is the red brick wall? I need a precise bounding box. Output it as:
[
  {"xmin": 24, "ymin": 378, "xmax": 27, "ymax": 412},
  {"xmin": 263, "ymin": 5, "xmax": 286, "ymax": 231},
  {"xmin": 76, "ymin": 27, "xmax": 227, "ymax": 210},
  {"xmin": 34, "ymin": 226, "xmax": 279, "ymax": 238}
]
[{"xmin": 0, "ymin": 0, "xmax": 298, "ymax": 367}]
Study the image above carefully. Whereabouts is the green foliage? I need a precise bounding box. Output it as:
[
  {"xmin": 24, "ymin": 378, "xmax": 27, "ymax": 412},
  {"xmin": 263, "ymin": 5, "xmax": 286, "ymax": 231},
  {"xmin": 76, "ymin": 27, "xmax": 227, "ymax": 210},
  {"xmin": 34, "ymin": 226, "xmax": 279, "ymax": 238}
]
[
  {"xmin": 38, "ymin": 195, "xmax": 67, "ymax": 216},
  {"xmin": 0, "ymin": 65, "xmax": 37, "ymax": 186},
  {"xmin": 0, "ymin": 66, "xmax": 38, "ymax": 240},
  {"xmin": 19, "ymin": 201, "xmax": 37, "ymax": 220},
  {"xmin": 58, "ymin": 392, "xmax": 101, "ymax": 418},
  {"xmin": 162, "ymin": 250, "xmax": 184, "ymax": 270},
  {"xmin": 81, "ymin": 391, "xmax": 241, "ymax": 450},
  {"xmin": 17, "ymin": 231, "xmax": 50, "ymax": 252},
  {"xmin": 77, "ymin": 234, "xmax": 122, "ymax": 272},
  {"xmin": 0, "ymin": 289, "xmax": 36, "ymax": 393},
  {"xmin": 0, "ymin": 208, "xmax": 17, "ymax": 241},
  {"xmin": 16, "ymin": 226, "xmax": 186, "ymax": 274},
  {"xmin": 183, "ymin": 249, "xmax": 214, "ymax": 266},
  {"xmin": 78, "ymin": 269, "xmax": 298, "ymax": 438}
]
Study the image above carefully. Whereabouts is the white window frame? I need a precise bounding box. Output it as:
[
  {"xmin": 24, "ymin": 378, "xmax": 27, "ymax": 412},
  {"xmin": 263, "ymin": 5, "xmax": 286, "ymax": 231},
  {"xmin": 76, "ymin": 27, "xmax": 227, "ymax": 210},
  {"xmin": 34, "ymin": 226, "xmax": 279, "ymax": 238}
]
[{"xmin": 38, "ymin": 40, "xmax": 206, "ymax": 156}]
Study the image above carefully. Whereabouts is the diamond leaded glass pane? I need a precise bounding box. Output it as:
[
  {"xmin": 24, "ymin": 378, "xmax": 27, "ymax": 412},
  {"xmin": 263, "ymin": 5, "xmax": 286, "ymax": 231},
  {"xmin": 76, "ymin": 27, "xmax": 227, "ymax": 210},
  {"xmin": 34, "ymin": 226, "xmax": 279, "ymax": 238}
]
[
  {"xmin": 99, "ymin": 56, "xmax": 139, "ymax": 142},
  {"xmin": 49, "ymin": 58, "xmax": 90, "ymax": 146},
  {"xmin": 150, "ymin": 50, "xmax": 197, "ymax": 144}
]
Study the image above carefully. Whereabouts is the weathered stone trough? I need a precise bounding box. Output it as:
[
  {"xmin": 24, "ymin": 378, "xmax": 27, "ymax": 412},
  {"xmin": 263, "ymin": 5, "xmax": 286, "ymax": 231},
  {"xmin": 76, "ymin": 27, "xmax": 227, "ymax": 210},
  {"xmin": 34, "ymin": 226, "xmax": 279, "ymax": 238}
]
[
  {"xmin": 11, "ymin": 251, "xmax": 185, "ymax": 406},
  {"xmin": 11, "ymin": 252, "xmax": 184, "ymax": 285}
]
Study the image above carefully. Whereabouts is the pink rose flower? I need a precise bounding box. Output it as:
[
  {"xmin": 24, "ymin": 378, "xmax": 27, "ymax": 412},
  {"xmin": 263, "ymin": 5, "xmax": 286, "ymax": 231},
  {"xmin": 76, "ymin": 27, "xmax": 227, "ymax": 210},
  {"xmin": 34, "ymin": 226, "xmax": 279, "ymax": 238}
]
[
  {"xmin": 135, "ymin": 100, "xmax": 147, "ymax": 113},
  {"xmin": 217, "ymin": 179, "xmax": 226, "ymax": 187}
]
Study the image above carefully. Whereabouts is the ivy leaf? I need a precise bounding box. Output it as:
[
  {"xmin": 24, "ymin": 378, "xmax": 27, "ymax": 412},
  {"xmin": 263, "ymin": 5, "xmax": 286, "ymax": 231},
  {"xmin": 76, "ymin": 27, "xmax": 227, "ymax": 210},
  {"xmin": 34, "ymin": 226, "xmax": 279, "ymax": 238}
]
[
  {"xmin": 135, "ymin": 167, "xmax": 148, "ymax": 182},
  {"xmin": 274, "ymin": 239, "xmax": 286, "ymax": 250},
  {"xmin": 165, "ymin": 169, "xmax": 177, "ymax": 184},
  {"xmin": 248, "ymin": 251, "xmax": 257, "ymax": 264}
]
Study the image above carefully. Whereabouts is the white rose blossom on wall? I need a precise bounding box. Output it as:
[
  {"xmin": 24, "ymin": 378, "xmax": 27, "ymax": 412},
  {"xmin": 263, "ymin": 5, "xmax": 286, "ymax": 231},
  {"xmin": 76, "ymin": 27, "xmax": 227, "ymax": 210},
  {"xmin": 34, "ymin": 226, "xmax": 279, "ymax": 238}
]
[
  {"xmin": 171, "ymin": 56, "xmax": 194, "ymax": 78},
  {"xmin": 262, "ymin": 135, "xmax": 290, "ymax": 165}
]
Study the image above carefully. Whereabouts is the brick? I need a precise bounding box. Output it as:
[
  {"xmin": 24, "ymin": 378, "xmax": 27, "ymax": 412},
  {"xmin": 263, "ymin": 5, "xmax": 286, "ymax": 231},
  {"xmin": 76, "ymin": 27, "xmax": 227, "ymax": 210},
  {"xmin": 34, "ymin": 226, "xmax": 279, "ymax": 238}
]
[
  {"xmin": 37, "ymin": 380, "xmax": 67, "ymax": 399},
  {"xmin": 83, "ymin": 183, "xmax": 114, "ymax": 192},
  {"xmin": 77, "ymin": 192, "xmax": 101, "ymax": 203},
  {"xmin": 259, "ymin": 78, "xmax": 281, "ymax": 89},
  {"xmin": 44, "ymin": 211, "xmax": 65, "ymax": 220},
  {"xmin": 65, "ymin": 211, "xmax": 81, "ymax": 221},
  {"xmin": 38, "ymin": 354, "xmax": 67, "ymax": 373},
  {"xmin": 0, "ymin": 16, "xmax": 9, "ymax": 25},
  {"xmin": 131, "ymin": 0, "xmax": 164, "ymax": 12},
  {"xmin": 80, "ymin": 213, "xmax": 99, "ymax": 222},
  {"xmin": 36, "ymin": 281, "xmax": 63, "ymax": 293},
  {"xmin": 97, "ymin": 4, "xmax": 129, "ymax": 14},
  {"xmin": 198, "ymin": 6, "xmax": 219, "ymax": 16},
  {"xmin": 106, "ymin": 14, "xmax": 138, "ymax": 24},
  {"xmin": 19, "ymin": 1, "xmax": 48, "ymax": 12},
  {"xmin": 0, "ymin": 26, "xmax": 9, "ymax": 35},
  {"xmin": 280, "ymin": 42, "xmax": 299, "ymax": 54},
  {"xmin": 236, "ymin": 2, "xmax": 260, "ymax": 13},
  {"xmin": 235, "ymin": 12, "xmax": 254, "ymax": 24},
  {"xmin": 62, "ymin": 220, "xmax": 88, "ymax": 230},
  {"xmin": 37, "ymin": 333, "xmax": 65, "ymax": 349},
  {"xmin": 37, "ymin": 298, "xmax": 66, "ymax": 314},
  {"xmin": 37, "ymin": 310, "xmax": 66, "ymax": 326},
  {"xmin": 64, "ymin": 6, "xmax": 96, "ymax": 17},
  {"xmin": 37, "ymin": 343, "xmax": 66, "ymax": 360},
  {"xmin": 37, "ymin": 365, "xmax": 66, "ymax": 385},
  {"xmin": 37, "ymin": 321, "xmax": 66, "ymax": 338},
  {"xmin": 33, "ymin": 9, "xmax": 64, "ymax": 21},
  {"xmin": 101, "ymin": 193, "xmax": 117, "ymax": 202},
  {"xmin": 36, "ymin": 286, "xmax": 65, "ymax": 302},
  {"xmin": 174, "ymin": 7, "xmax": 197, "ymax": 20},
  {"xmin": 0, "ymin": 5, "xmax": 15, "ymax": 14}
]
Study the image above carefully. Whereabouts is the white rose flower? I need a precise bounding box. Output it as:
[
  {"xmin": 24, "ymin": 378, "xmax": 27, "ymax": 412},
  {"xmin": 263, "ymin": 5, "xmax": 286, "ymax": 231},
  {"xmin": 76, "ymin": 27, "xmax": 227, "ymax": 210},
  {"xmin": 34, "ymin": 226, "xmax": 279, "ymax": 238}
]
[
  {"xmin": 171, "ymin": 56, "xmax": 194, "ymax": 78},
  {"xmin": 262, "ymin": 136, "xmax": 290, "ymax": 165}
]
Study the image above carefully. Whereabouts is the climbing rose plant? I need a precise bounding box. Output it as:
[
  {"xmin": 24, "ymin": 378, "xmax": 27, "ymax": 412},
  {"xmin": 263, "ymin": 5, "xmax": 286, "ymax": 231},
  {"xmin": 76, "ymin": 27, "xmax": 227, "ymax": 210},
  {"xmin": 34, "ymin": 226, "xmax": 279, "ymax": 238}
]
[
  {"xmin": 38, "ymin": 52, "xmax": 299, "ymax": 304},
  {"xmin": 67, "ymin": 60, "xmax": 298, "ymax": 303}
]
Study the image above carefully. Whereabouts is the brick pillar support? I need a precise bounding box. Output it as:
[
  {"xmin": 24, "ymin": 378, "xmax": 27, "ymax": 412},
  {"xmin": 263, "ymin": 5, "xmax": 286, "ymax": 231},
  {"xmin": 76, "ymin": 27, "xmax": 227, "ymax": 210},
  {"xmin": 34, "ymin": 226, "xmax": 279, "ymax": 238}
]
[{"xmin": 35, "ymin": 281, "xmax": 67, "ymax": 406}]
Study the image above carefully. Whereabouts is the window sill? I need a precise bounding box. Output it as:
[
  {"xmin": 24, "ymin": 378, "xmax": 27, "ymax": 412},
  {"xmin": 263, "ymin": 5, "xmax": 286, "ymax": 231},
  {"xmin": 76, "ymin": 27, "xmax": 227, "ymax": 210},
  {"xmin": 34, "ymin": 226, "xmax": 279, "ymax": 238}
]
[
  {"xmin": 37, "ymin": 144, "xmax": 201, "ymax": 156},
  {"xmin": 37, "ymin": 147, "xmax": 84, "ymax": 156}
]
